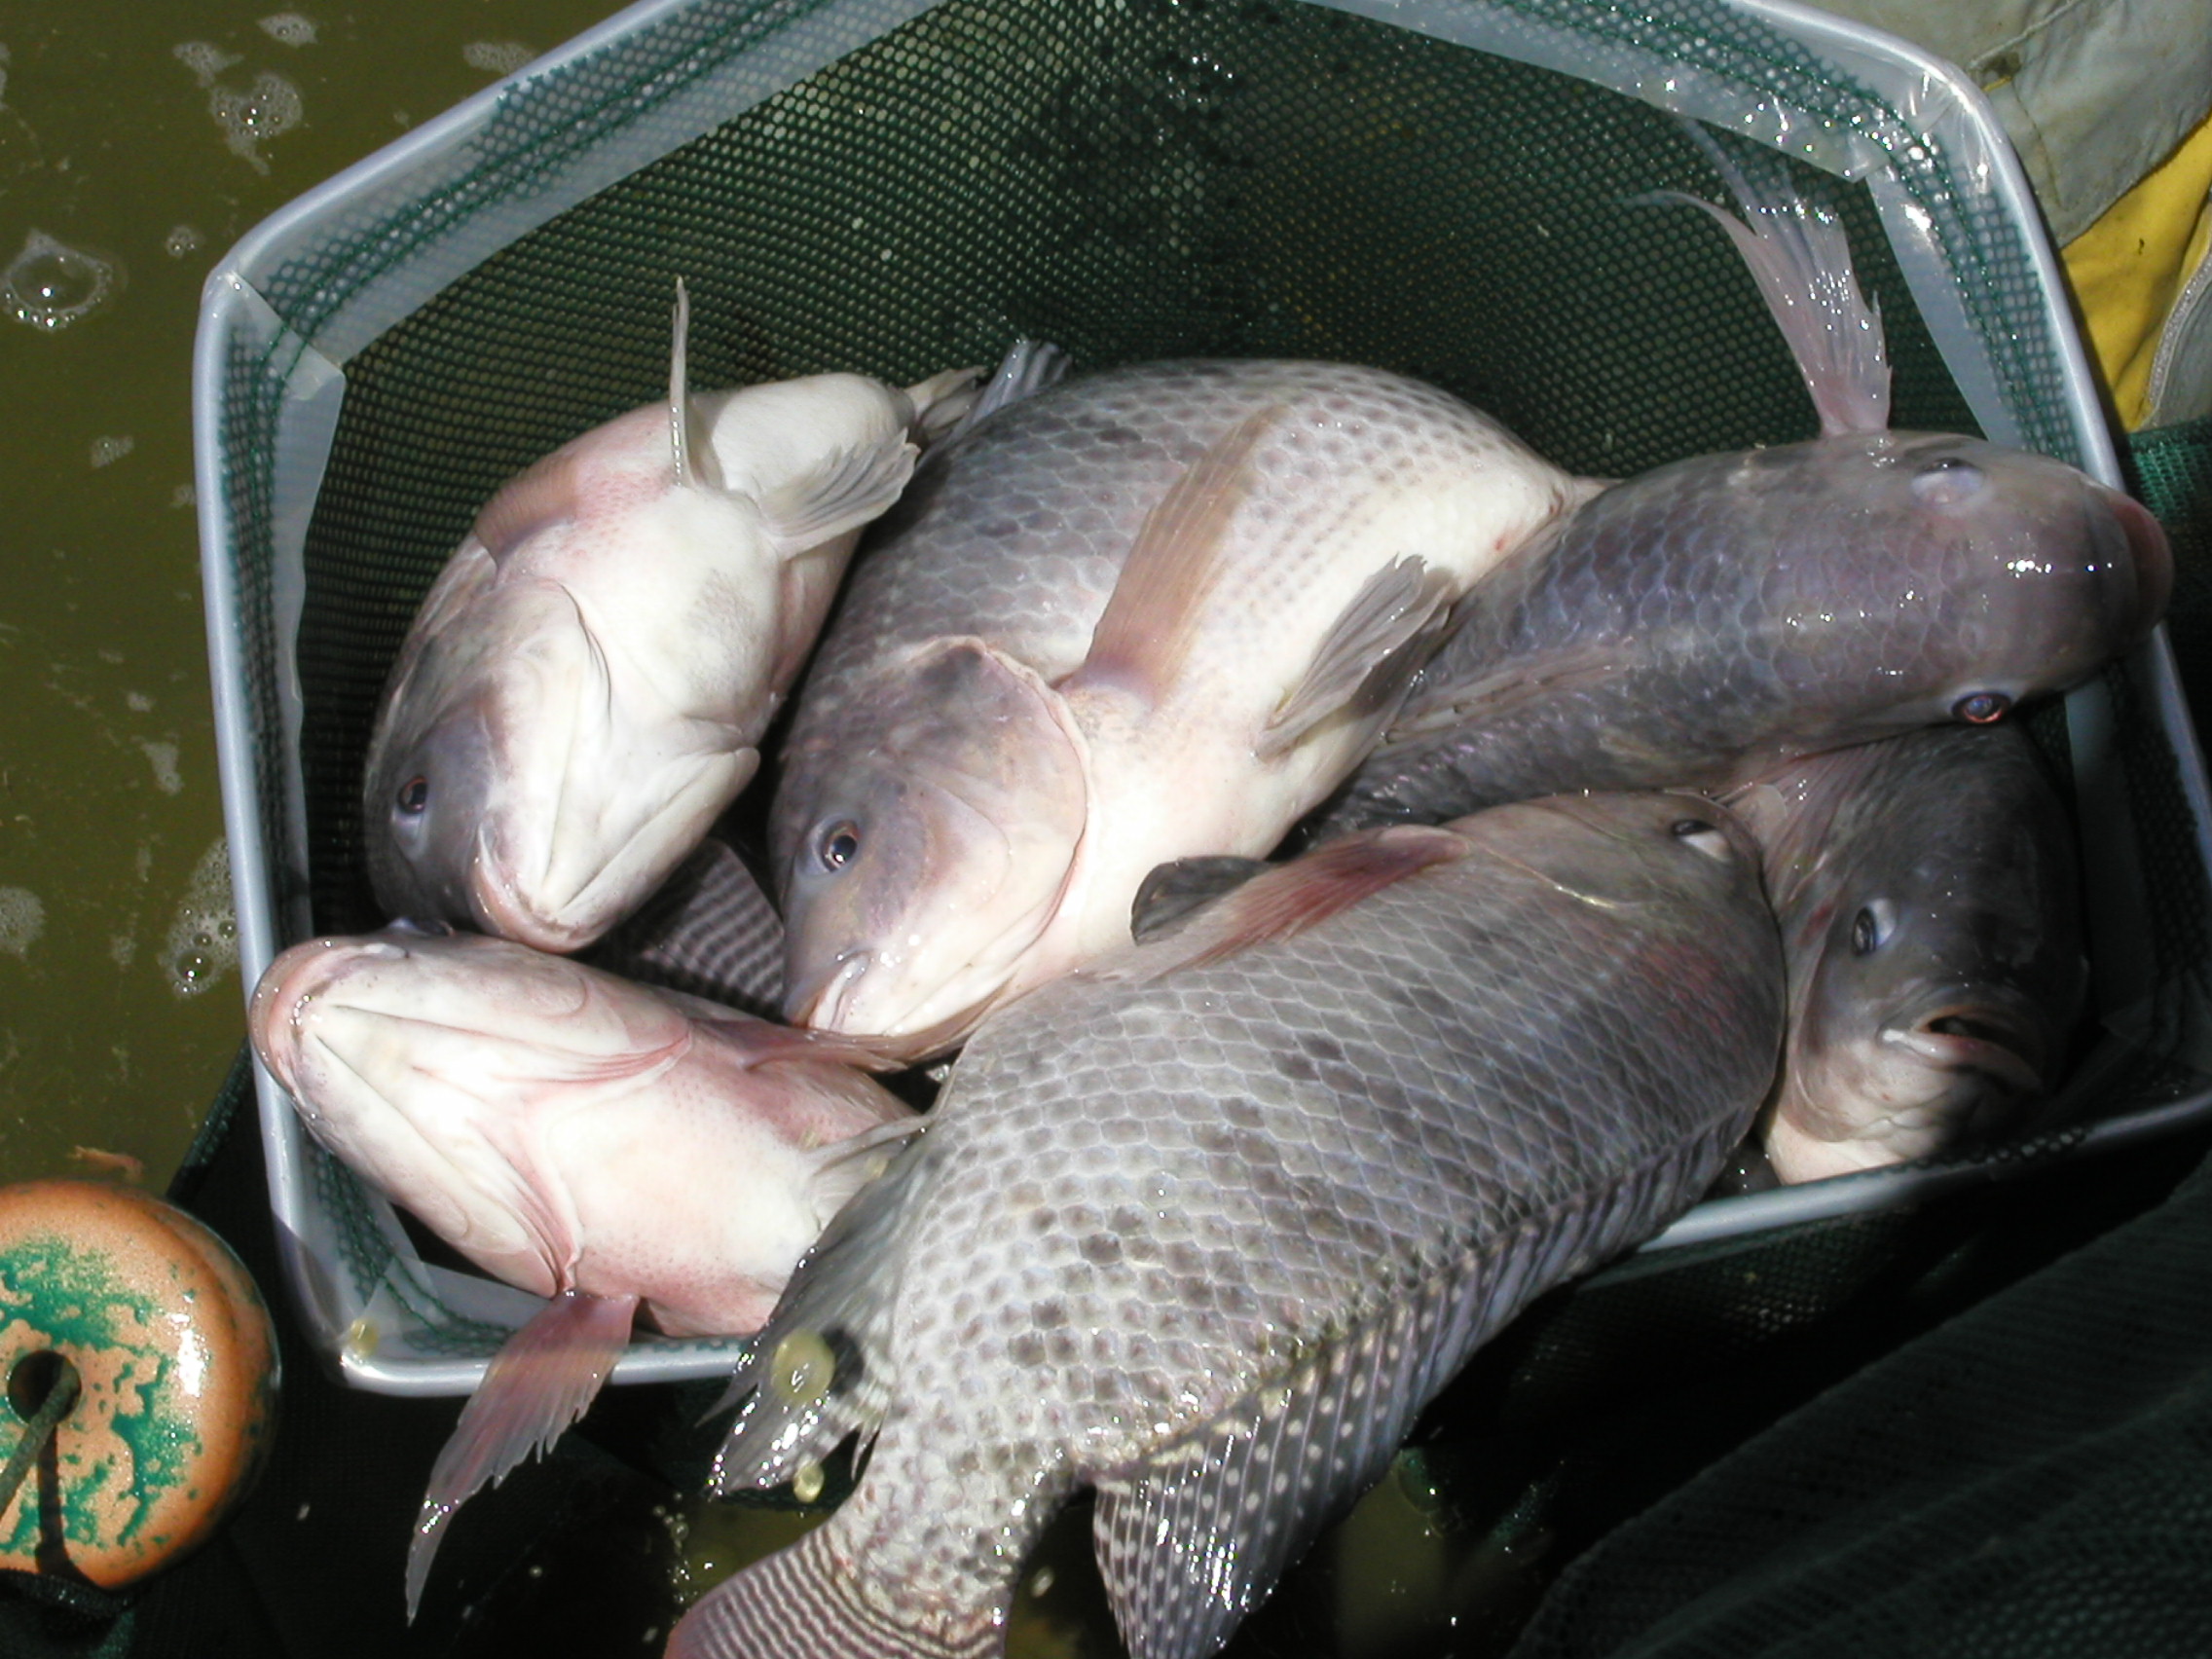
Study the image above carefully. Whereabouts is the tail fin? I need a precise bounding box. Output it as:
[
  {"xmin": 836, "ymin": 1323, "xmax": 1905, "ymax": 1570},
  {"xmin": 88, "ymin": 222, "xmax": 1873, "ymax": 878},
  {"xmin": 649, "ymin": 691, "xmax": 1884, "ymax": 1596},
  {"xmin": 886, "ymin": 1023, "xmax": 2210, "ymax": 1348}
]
[
  {"xmin": 1643, "ymin": 123, "xmax": 1890, "ymax": 437},
  {"xmin": 406, "ymin": 1290, "xmax": 639, "ymax": 1618},
  {"xmin": 666, "ymin": 1526, "xmax": 1003, "ymax": 1659}
]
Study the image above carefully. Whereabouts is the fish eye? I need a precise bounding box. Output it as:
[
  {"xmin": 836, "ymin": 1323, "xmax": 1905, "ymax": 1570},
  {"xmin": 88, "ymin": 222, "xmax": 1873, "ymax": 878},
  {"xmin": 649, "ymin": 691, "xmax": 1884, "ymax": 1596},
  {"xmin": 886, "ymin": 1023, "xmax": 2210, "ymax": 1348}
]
[
  {"xmin": 1952, "ymin": 690, "xmax": 2011, "ymax": 724},
  {"xmin": 814, "ymin": 819, "xmax": 863, "ymax": 873},
  {"xmin": 1911, "ymin": 456, "xmax": 1986, "ymax": 506},
  {"xmin": 1851, "ymin": 900, "xmax": 1896, "ymax": 956},
  {"xmin": 1669, "ymin": 817, "xmax": 1732, "ymax": 862},
  {"xmin": 395, "ymin": 776, "xmax": 429, "ymax": 816}
]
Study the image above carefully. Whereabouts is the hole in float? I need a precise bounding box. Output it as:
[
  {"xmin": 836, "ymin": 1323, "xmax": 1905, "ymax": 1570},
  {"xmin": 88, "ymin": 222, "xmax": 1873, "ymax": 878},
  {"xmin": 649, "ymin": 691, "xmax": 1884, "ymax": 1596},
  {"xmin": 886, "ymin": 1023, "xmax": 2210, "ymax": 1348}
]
[{"xmin": 8, "ymin": 1350, "xmax": 80, "ymax": 1421}]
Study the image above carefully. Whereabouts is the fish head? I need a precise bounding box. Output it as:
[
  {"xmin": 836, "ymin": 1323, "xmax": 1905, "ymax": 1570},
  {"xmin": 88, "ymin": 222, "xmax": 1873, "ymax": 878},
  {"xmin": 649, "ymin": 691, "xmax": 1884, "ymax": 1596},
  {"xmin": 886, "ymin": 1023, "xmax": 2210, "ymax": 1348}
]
[
  {"xmin": 1773, "ymin": 792, "xmax": 2085, "ymax": 1180},
  {"xmin": 774, "ymin": 640, "xmax": 1088, "ymax": 1049},
  {"xmin": 1771, "ymin": 432, "xmax": 2169, "ymax": 733},
  {"xmin": 250, "ymin": 926, "xmax": 693, "ymax": 1294},
  {"xmin": 363, "ymin": 558, "xmax": 749, "ymax": 952}
]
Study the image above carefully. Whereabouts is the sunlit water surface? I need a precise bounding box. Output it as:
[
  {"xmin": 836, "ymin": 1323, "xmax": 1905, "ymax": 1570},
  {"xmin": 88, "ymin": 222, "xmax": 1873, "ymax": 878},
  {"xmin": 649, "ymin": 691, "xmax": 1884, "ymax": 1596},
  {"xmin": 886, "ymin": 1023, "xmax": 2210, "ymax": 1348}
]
[{"xmin": 0, "ymin": 0, "xmax": 630, "ymax": 1188}]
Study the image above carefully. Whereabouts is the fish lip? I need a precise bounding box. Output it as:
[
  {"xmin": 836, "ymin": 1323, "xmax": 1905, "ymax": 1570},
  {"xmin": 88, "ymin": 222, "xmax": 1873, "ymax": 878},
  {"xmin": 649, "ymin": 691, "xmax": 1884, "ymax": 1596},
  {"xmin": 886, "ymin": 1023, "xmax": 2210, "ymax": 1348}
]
[
  {"xmin": 468, "ymin": 829, "xmax": 590, "ymax": 953},
  {"xmin": 784, "ymin": 950, "xmax": 876, "ymax": 1031},
  {"xmin": 1882, "ymin": 999, "xmax": 2047, "ymax": 1097},
  {"xmin": 250, "ymin": 934, "xmax": 413, "ymax": 1088}
]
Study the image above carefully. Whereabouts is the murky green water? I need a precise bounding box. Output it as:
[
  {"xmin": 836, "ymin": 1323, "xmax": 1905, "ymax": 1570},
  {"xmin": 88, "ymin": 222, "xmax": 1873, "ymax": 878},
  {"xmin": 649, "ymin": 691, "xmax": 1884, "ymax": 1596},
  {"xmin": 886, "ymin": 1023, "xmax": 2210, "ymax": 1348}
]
[{"xmin": 0, "ymin": 0, "xmax": 629, "ymax": 1190}]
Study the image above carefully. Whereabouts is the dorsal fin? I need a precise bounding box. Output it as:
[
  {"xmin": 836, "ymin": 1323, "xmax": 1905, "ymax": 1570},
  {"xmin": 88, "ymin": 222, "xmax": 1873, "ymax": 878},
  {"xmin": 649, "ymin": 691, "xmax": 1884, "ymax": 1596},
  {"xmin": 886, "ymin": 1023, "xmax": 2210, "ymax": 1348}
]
[
  {"xmin": 668, "ymin": 276, "xmax": 696, "ymax": 488},
  {"xmin": 1646, "ymin": 124, "xmax": 1890, "ymax": 437}
]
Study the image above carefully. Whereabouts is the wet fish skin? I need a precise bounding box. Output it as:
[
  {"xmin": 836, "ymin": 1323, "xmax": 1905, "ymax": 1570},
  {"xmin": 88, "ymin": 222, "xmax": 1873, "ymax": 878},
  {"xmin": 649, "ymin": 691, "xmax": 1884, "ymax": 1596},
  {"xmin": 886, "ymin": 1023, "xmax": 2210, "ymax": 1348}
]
[
  {"xmin": 362, "ymin": 286, "xmax": 977, "ymax": 954},
  {"xmin": 1729, "ymin": 723, "xmax": 2086, "ymax": 1181},
  {"xmin": 1323, "ymin": 428, "xmax": 2170, "ymax": 833},
  {"xmin": 675, "ymin": 792, "xmax": 1785, "ymax": 1659},
  {"xmin": 774, "ymin": 357, "xmax": 1590, "ymax": 1048},
  {"xmin": 249, "ymin": 927, "xmax": 915, "ymax": 1335}
]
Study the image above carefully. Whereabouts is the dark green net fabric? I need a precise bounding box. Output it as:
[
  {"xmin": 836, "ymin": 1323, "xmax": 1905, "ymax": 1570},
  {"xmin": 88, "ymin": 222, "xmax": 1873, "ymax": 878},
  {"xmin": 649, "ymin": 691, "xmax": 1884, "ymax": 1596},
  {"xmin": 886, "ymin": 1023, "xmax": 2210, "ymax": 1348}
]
[{"xmin": 292, "ymin": 0, "xmax": 1978, "ymax": 936}]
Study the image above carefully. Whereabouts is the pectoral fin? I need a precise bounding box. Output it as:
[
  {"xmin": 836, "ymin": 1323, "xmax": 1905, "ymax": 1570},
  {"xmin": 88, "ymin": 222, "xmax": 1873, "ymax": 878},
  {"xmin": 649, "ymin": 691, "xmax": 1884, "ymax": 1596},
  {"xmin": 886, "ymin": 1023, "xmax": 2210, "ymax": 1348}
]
[
  {"xmin": 756, "ymin": 430, "xmax": 920, "ymax": 559},
  {"xmin": 405, "ymin": 1290, "xmax": 640, "ymax": 1620},
  {"xmin": 1129, "ymin": 855, "xmax": 1272, "ymax": 944},
  {"xmin": 1258, "ymin": 555, "xmax": 1455, "ymax": 760},
  {"xmin": 1108, "ymin": 825, "xmax": 1469, "ymax": 980},
  {"xmin": 1073, "ymin": 405, "xmax": 1280, "ymax": 704}
]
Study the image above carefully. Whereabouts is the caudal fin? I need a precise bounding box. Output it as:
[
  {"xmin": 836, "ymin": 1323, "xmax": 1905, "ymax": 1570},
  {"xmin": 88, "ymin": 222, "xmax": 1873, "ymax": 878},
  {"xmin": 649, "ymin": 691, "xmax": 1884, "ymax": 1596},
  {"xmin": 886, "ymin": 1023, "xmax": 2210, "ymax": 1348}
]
[
  {"xmin": 405, "ymin": 1290, "xmax": 639, "ymax": 1619},
  {"xmin": 1644, "ymin": 123, "xmax": 1890, "ymax": 437},
  {"xmin": 667, "ymin": 1527, "xmax": 1003, "ymax": 1659}
]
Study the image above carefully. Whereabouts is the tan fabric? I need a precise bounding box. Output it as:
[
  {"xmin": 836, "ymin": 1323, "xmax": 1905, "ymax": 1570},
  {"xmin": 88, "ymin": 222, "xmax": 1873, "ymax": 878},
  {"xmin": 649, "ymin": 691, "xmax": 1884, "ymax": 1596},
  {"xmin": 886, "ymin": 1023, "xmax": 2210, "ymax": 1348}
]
[{"xmin": 1814, "ymin": 0, "xmax": 2212, "ymax": 243}]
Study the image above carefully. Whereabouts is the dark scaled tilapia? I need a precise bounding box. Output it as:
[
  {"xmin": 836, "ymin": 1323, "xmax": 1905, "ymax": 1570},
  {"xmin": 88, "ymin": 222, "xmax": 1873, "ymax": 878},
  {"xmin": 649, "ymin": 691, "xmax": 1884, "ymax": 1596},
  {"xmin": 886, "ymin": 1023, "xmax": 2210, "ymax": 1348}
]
[
  {"xmin": 671, "ymin": 791, "xmax": 1785, "ymax": 1659},
  {"xmin": 772, "ymin": 357, "xmax": 1591, "ymax": 1051},
  {"xmin": 1318, "ymin": 132, "xmax": 2168, "ymax": 837},
  {"xmin": 1728, "ymin": 722, "xmax": 2086, "ymax": 1181}
]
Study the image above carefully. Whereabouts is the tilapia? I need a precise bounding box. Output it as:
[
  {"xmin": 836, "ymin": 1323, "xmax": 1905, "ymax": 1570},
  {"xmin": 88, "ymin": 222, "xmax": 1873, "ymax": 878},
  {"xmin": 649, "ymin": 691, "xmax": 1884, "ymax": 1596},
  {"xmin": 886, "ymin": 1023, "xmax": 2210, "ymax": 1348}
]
[
  {"xmin": 247, "ymin": 927, "xmax": 917, "ymax": 1613},
  {"xmin": 1319, "ymin": 133, "xmax": 2169, "ymax": 835},
  {"xmin": 773, "ymin": 357, "xmax": 1593, "ymax": 1050},
  {"xmin": 674, "ymin": 791, "xmax": 1785, "ymax": 1659},
  {"xmin": 361, "ymin": 280, "xmax": 977, "ymax": 952},
  {"xmin": 1728, "ymin": 723, "xmax": 2086, "ymax": 1181}
]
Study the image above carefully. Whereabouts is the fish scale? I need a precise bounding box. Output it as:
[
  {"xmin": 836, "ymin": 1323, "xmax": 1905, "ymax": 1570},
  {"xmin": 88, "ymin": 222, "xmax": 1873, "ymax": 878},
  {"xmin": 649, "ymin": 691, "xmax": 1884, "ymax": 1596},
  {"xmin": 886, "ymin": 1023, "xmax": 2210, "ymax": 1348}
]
[
  {"xmin": 1322, "ymin": 429, "xmax": 2165, "ymax": 836},
  {"xmin": 677, "ymin": 792, "xmax": 1785, "ymax": 1659}
]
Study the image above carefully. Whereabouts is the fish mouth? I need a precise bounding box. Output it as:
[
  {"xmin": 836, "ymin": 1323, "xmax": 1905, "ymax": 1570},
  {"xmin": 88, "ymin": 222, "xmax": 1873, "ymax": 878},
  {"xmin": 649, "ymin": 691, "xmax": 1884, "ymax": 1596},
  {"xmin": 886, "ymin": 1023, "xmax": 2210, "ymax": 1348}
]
[
  {"xmin": 250, "ymin": 935, "xmax": 412, "ymax": 1088},
  {"xmin": 1884, "ymin": 1001, "xmax": 2047, "ymax": 1098},
  {"xmin": 784, "ymin": 950, "xmax": 877, "ymax": 1032}
]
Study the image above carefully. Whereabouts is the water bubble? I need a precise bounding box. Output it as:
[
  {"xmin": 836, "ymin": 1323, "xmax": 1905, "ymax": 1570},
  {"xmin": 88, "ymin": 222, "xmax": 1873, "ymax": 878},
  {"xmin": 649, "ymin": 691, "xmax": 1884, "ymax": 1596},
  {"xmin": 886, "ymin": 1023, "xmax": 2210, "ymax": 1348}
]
[
  {"xmin": 258, "ymin": 14, "xmax": 317, "ymax": 47},
  {"xmin": 462, "ymin": 41, "xmax": 534, "ymax": 76},
  {"xmin": 163, "ymin": 839, "xmax": 236, "ymax": 997},
  {"xmin": 136, "ymin": 739, "xmax": 182, "ymax": 794},
  {"xmin": 211, "ymin": 72, "xmax": 303, "ymax": 172},
  {"xmin": 164, "ymin": 225, "xmax": 203, "ymax": 259},
  {"xmin": 4, "ymin": 231, "xmax": 120, "ymax": 333},
  {"xmin": 168, "ymin": 483, "xmax": 196, "ymax": 508},
  {"xmin": 173, "ymin": 41, "xmax": 240, "ymax": 90},
  {"xmin": 0, "ymin": 888, "xmax": 45, "ymax": 960},
  {"xmin": 90, "ymin": 434, "xmax": 134, "ymax": 468}
]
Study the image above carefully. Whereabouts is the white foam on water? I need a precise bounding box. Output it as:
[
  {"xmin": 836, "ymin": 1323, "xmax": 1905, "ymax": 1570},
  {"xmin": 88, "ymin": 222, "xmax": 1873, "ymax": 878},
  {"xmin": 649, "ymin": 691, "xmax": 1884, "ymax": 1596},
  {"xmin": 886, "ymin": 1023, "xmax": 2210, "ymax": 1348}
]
[
  {"xmin": 210, "ymin": 71, "xmax": 303, "ymax": 173},
  {"xmin": 165, "ymin": 225, "xmax": 203, "ymax": 259},
  {"xmin": 90, "ymin": 433, "xmax": 133, "ymax": 467},
  {"xmin": 127, "ymin": 691, "xmax": 154, "ymax": 713},
  {"xmin": 0, "ymin": 888, "xmax": 45, "ymax": 960},
  {"xmin": 136, "ymin": 739, "xmax": 182, "ymax": 794},
  {"xmin": 163, "ymin": 839, "xmax": 236, "ymax": 997},
  {"xmin": 258, "ymin": 14, "xmax": 316, "ymax": 47},
  {"xmin": 110, "ymin": 932, "xmax": 137, "ymax": 969},
  {"xmin": 4, "ymin": 230, "xmax": 119, "ymax": 333},
  {"xmin": 168, "ymin": 483, "xmax": 196, "ymax": 508},
  {"xmin": 173, "ymin": 41, "xmax": 240, "ymax": 90},
  {"xmin": 462, "ymin": 41, "xmax": 534, "ymax": 76}
]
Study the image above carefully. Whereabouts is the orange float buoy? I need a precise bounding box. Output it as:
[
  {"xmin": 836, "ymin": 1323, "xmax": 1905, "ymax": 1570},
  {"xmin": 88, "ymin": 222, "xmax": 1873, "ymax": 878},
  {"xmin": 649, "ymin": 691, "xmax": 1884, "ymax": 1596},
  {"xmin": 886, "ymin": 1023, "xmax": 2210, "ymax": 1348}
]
[{"xmin": 0, "ymin": 1180, "xmax": 277, "ymax": 1587}]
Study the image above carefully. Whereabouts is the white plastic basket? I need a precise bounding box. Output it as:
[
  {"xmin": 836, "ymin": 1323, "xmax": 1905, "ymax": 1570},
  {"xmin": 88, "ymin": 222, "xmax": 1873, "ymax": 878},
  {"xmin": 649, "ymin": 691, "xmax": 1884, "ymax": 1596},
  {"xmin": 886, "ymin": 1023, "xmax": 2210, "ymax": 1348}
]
[{"xmin": 195, "ymin": 0, "xmax": 2212, "ymax": 1394}]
